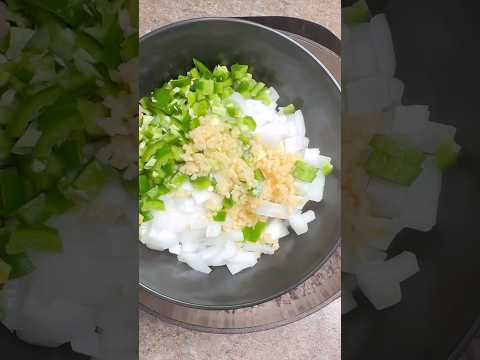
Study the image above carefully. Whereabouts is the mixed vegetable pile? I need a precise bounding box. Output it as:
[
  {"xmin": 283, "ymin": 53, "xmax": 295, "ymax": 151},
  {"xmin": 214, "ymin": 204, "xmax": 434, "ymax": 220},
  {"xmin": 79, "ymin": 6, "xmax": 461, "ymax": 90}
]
[
  {"xmin": 138, "ymin": 59, "xmax": 277, "ymax": 220},
  {"xmin": 139, "ymin": 59, "xmax": 333, "ymax": 274},
  {"xmin": 0, "ymin": 0, "xmax": 137, "ymax": 299}
]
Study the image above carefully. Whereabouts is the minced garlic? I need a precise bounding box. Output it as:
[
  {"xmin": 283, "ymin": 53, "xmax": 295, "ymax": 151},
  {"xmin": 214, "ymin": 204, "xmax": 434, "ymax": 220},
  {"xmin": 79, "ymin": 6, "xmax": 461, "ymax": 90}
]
[{"xmin": 181, "ymin": 114, "xmax": 300, "ymax": 230}]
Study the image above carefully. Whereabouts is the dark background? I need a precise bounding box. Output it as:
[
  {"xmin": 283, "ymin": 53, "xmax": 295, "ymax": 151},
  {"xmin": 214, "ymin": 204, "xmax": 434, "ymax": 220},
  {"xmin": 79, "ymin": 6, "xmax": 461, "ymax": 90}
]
[{"xmin": 342, "ymin": 0, "xmax": 480, "ymax": 359}]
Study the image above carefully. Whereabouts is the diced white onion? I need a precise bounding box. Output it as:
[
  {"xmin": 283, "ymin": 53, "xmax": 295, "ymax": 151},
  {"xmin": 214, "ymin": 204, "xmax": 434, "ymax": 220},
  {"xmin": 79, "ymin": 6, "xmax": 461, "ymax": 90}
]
[
  {"xmin": 265, "ymin": 219, "xmax": 290, "ymax": 239},
  {"xmin": 255, "ymin": 200, "xmax": 290, "ymax": 219}
]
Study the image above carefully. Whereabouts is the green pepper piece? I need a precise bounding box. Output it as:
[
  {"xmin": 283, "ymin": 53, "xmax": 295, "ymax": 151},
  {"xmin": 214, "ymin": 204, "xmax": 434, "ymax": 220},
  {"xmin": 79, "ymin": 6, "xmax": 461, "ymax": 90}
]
[
  {"xmin": 0, "ymin": 168, "xmax": 25, "ymax": 215},
  {"xmin": 0, "ymin": 231, "xmax": 35, "ymax": 280},
  {"xmin": 280, "ymin": 104, "xmax": 295, "ymax": 114},
  {"xmin": 240, "ymin": 116, "xmax": 256, "ymax": 132},
  {"xmin": 239, "ymin": 133, "xmax": 250, "ymax": 145},
  {"xmin": 231, "ymin": 64, "xmax": 248, "ymax": 80},
  {"xmin": 170, "ymin": 76, "xmax": 191, "ymax": 88},
  {"xmin": 255, "ymin": 88, "xmax": 272, "ymax": 105},
  {"xmin": 193, "ymin": 100, "xmax": 209, "ymax": 116},
  {"xmin": 254, "ymin": 169, "xmax": 265, "ymax": 181},
  {"xmin": 121, "ymin": 33, "xmax": 138, "ymax": 61},
  {"xmin": 436, "ymin": 138, "xmax": 460, "ymax": 171},
  {"xmin": 365, "ymin": 151, "xmax": 423, "ymax": 186},
  {"xmin": 168, "ymin": 173, "xmax": 187, "ymax": 188},
  {"xmin": 250, "ymin": 82, "xmax": 265, "ymax": 97},
  {"xmin": 192, "ymin": 58, "xmax": 212, "ymax": 77},
  {"xmin": 74, "ymin": 160, "xmax": 109, "ymax": 190},
  {"xmin": 321, "ymin": 162, "xmax": 333, "ymax": 176},
  {"xmin": 213, "ymin": 65, "xmax": 229, "ymax": 81},
  {"xmin": 242, "ymin": 221, "xmax": 267, "ymax": 242},
  {"xmin": 142, "ymin": 211, "xmax": 153, "ymax": 222},
  {"xmin": 226, "ymin": 103, "xmax": 240, "ymax": 117},
  {"xmin": 141, "ymin": 199, "xmax": 165, "ymax": 212},
  {"xmin": 7, "ymin": 226, "xmax": 62, "ymax": 254},
  {"xmin": 77, "ymin": 99, "xmax": 107, "ymax": 137},
  {"xmin": 16, "ymin": 190, "xmax": 73, "ymax": 225},
  {"xmin": 0, "ymin": 130, "xmax": 13, "ymax": 160},
  {"xmin": 213, "ymin": 210, "xmax": 226, "ymax": 222},
  {"xmin": 0, "ymin": 259, "xmax": 11, "ymax": 284},
  {"xmin": 292, "ymin": 161, "xmax": 319, "ymax": 182},
  {"xmin": 343, "ymin": 0, "xmax": 371, "ymax": 25},
  {"xmin": 191, "ymin": 176, "xmax": 211, "ymax": 190},
  {"xmin": 139, "ymin": 175, "xmax": 149, "ymax": 194},
  {"xmin": 368, "ymin": 134, "xmax": 402, "ymax": 155},
  {"xmin": 222, "ymin": 196, "xmax": 235, "ymax": 209},
  {"xmin": 6, "ymin": 86, "xmax": 60, "ymax": 137}
]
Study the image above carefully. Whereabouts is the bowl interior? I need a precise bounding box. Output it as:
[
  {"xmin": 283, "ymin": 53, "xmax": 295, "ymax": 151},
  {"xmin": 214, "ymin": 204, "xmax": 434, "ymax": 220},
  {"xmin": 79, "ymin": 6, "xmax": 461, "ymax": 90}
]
[{"xmin": 139, "ymin": 18, "xmax": 341, "ymax": 309}]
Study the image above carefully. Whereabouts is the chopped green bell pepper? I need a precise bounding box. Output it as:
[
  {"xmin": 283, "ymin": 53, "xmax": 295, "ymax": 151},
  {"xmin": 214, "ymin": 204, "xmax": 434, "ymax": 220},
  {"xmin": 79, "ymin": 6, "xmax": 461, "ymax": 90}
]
[{"xmin": 293, "ymin": 161, "xmax": 319, "ymax": 182}]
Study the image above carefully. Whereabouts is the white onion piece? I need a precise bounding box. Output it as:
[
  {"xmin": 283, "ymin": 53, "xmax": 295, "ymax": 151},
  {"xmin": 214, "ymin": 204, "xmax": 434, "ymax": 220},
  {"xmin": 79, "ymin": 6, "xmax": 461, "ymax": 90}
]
[
  {"xmin": 209, "ymin": 241, "xmax": 237, "ymax": 266},
  {"xmin": 188, "ymin": 212, "xmax": 208, "ymax": 230},
  {"xmin": 255, "ymin": 122, "xmax": 289, "ymax": 145},
  {"xmin": 180, "ymin": 181, "xmax": 194, "ymax": 192},
  {"xmin": 349, "ymin": 23, "xmax": 378, "ymax": 80},
  {"xmin": 355, "ymin": 252, "xmax": 419, "ymax": 283},
  {"xmin": 302, "ymin": 210, "xmax": 316, "ymax": 223},
  {"xmin": 168, "ymin": 243, "xmax": 182, "ymax": 255},
  {"xmin": 370, "ymin": 14, "xmax": 396, "ymax": 76},
  {"xmin": 389, "ymin": 77, "xmax": 404, "ymax": 106},
  {"xmin": 145, "ymin": 229, "xmax": 177, "ymax": 251},
  {"xmin": 292, "ymin": 110, "xmax": 306, "ymax": 137},
  {"xmin": 295, "ymin": 174, "xmax": 326, "ymax": 202},
  {"xmin": 303, "ymin": 149, "xmax": 332, "ymax": 169},
  {"xmin": 286, "ymin": 119, "xmax": 298, "ymax": 137},
  {"xmin": 71, "ymin": 332, "xmax": 100, "ymax": 357},
  {"xmin": 1, "ymin": 279, "xmax": 29, "ymax": 331},
  {"xmin": 242, "ymin": 99, "xmax": 275, "ymax": 126},
  {"xmin": 198, "ymin": 246, "xmax": 223, "ymax": 263},
  {"xmin": 176, "ymin": 197, "xmax": 197, "ymax": 213},
  {"xmin": 226, "ymin": 251, "xmax": 258, "ymax": 275},
  {"xmin": 288, "ymin": 210, "xmax": 315, "ymax": 236},
  {"xmin": 295, "ymin": 197, "xmax": 309, "ymax": 210},
  {"xmin": 255, "ymin": 200, "xmax": 290, "ymax": 219},
  {"xmin": 357, "ymin": 273, "xmax": 402, "ymax": 310},
  {"xmin": 241, "ymin": 243, "xmax": 275, "ymax": 255},
  {"xmin": 362, "ymin": 216, "xmax": 403, "ymax": 251},
  {"xmin": 385, "ymin": 251, "xmax": 419, "ymax": 282},
  {"xmin": 18, "ymin": 297, "xmax": 94, "ymax": 347},
  {"xmin": 206, "ymin": 222, "xmax": 222, "ymax": 238},
  {"xmin": 223, "ymin": 230, "xmax": 244, "ymax": 242},
  {"xmin": 391, "ymin": 105, "xmax": 429, "ymax": 146},
  {"xmin": 366, "ymin": 178, "xmax": 408, "ymax": 218},
  {"xmin": 355, "ymin": 251, "xmax": 419, "ymax": 310},
  {"xmin": 419, "ymin": 121, "xmax": 457, "ymax": 154},
  {"xmin": 268, "ymin": 87, "xmax": 280, "ymax": 103},
  {"xmin": 151, "ymin": 210, "xmax": 187, "ymax": 233},
  {"xmin": 230, "ymin": 92, "xmax": 246, "ymax": 108},
  {"xmin": 399, "ymin": 157, "xmax": 441, "ymax": 231},
  {"xmin": 265, "ymin": 219, "xmax": 290, "ymax": 239},
  {"xmin": 179, "ymin": 252, "xmax": 212, "ymax": 274},
  {"xmin": 288, "ymin": 213, "xmax": 308, "ymax": 235},
  {"xmin": 284, "ymin": 136, "xmax": 309, "ymax": 153},
  {"xmin": 180, "ymin": 233, "xmax": 202, "ymax": 253},
  {"xmin": 139, "ymin": 222, "xmax": 150, "ymax": 244},
  {"xmin": 346, "ymin": 76, "xmax": 391, "ymax": 115},
  {"xmin": 342, "ymin": 241, "xmax": 387, "ymax": 274},
  {"xmin": 192, "ymin": 189, "xmax": 212, "ymax": 205}
]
